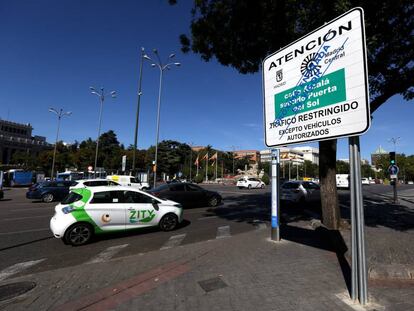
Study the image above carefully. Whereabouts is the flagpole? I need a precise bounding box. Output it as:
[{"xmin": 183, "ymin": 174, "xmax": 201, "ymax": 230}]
[
  {"xmin": 215, "ymin": 155, "xmax": 218, "ymax": 181},
  {"xmin": 205, "ymin": 152, "xmax": 208, "ymax": 182},
  {"xmin": 196, "ymin": 153, "xmax": 199, "ymax": 176}
]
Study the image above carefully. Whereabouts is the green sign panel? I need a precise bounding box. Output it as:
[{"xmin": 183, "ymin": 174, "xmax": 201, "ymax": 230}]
[{"xmin": 275, "ymin": 68, "xmax": 346, "ymax": 118}]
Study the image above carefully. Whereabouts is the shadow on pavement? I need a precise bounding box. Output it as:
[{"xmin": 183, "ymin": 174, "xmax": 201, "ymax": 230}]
[
  {"xmin": 90, "ymin": 219, "xmax": 192, "ymax": 244},
  {"xmin": 0, "ymin": 236, "xmax": 54, "ymax": 252},
  {"xmin": 339, "ymin": 196, "xmax": 414, "ymax": 231}
]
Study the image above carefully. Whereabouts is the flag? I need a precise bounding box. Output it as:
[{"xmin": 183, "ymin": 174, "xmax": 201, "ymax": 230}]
[
  {"xmin": 211, "ymin": 161, "xmax": 215, "ymax": 167},
  {"xmin": 209, "ymin": 152, "xmax": 218, "ymax": 161},
  {"xmin": 201, "ymin": 153, "xmax": 208, "ymax": 160},
  {"xmin": 194, "ymin": 155, "xmax": 199, "ymax": 166}
]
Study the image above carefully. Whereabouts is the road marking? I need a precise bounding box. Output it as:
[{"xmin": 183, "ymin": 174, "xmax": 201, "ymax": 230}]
[
  {"xmin": 198, "ymin": 215, "xmax": 218, "ymax": 220},
  {"xmin": 219, "ymin": 190, "xmax": 253, "ymax": 195},
  {"xmin": 1, "ymin": 215, "xmax": 50, "ymax": 222},
  {"xmin": 0, "ymin": 259, "xmax": 46, "ymax": 281},
  {"xmin": 11, "ymin": 207, "xmax": 54, "ymax": 212},
  {"xmin": 160, "ymin": 234, "xmax": 186, "ymax": 250},
  {"xmin": 86, "ymin": 244, "xmax": 129, "ymax": 264},
  {"xmin": 0, "ymin": 228, "xmax": 50, "ymax": 235},
  {"xmin": 216, "ymin": 225, "xmax": 231, "ymax": 239}
]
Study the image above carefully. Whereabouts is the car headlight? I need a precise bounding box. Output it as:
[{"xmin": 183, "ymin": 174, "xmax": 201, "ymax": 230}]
[{"xmin": 62, "ymin": 206, "xmax": 75, "ymax": 214}]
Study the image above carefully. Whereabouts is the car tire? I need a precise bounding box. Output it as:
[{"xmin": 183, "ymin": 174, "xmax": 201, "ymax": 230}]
[
  {"xmin": 64, "ymin": 223, "xmax": 93, "ymax": 246},
  {"xmin": 238, "ymin": 187, "xmax": 243, "ymax": 189},
  {"xmin": 141, "ymin": 187, "xmax": 148, "ymax": 191},
  {"xmin": 261, "ymin": 184, "xmax": 265, "ymax": 189},
  {"xmin": 42, "ymin": 193, "xmax": 54, "ymax": 203},
  {"xmin": 248, "ymin": 184, "xmax": 252, "ymax": 190},
  {"xmin": 208, "ymin": 196, "xmax": 219, "ymax": 207},
  {"xmin": 159, "ymin": 213, "xmax": 178, "ymax": 231}
]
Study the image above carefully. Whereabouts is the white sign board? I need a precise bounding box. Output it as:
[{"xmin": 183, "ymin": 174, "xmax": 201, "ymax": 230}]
[{"xmin": 263, "ymin": 8, "xmax": 370, "ymax": 147}]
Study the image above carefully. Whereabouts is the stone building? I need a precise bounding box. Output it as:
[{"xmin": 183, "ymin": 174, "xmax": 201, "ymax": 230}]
[{"xmin": 0, "ymin": 119, "xmax": 50, "ymax": 164}]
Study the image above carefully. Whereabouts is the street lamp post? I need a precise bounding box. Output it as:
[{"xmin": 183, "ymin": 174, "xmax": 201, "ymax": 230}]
[
  {"xmin": 143, "ymin": 49, "xmax": 181, "ymax": 188},
  {"xmin": 90, "ymin": 87, "xmax": 117, "ymax": 178},
  {"xmin": 132, "ymin": 47, "xmax": 145, "ymax": 172},
  {"xmin": 49, "ymin": 108, "xmax": 72, "ymax": 180}
]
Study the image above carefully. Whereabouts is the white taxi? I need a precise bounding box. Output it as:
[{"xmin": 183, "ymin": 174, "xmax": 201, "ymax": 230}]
[
  {"xmin": 50, "ymin": 186, "xmax": 183, "ymax": 246},
  {"xmin": 236, "ymin": 177, "xmax": 265, "ymax": 189}
]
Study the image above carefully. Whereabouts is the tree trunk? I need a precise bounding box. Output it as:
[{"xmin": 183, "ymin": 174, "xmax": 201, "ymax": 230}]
[{"xmin": 319, "ymin": 139, "xmax": 341, "ymax": 229}]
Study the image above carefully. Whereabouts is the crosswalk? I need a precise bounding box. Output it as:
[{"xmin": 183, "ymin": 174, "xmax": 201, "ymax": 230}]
[{"xmin": 0, "ymin": 222, "xmax": 268, "ymax": 282}]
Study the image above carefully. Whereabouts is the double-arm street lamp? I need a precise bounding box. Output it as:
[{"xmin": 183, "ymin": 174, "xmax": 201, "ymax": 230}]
[
  {"xmin": 49, "ymin": 108, "xmax": 72, "ymax": 179},
  {"xmin": 132, "ymin": 47, "xmax": 145, "ymax": 171},
  {"xmin": 90, "ymin": 86, "xmax": 117, "ymax": 177},
  {"xmin": 143, "ymin": 49, "xmax": 181, "ymax": 187}
]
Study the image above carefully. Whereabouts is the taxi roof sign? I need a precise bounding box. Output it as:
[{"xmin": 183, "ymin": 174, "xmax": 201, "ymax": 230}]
[{"xmin": 263, "ymin": 8, "xmax": 370, "ymax": 147}]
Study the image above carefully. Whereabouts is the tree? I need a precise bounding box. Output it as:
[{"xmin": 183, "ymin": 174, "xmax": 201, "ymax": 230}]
[{"xmin": 174, "ymin": 0, "xmax": 414, "ymax": 229}]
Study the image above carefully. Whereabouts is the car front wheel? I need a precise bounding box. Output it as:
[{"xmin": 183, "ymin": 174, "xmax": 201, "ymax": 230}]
[
  {"xmin": 42, "ymin": 193, "xmax": 54, "ymax": 203},
  {"xmin": 248, "ymin": 184, "xmax": 252, "ymax": 189},
  {"xmin": 64, "ymin": 223, "xmax": 93, "ymax": 246},
  {"xmin": 208, "ymin": 196, "xmax": 219, "ymax": 207},
  {"xmin": 159, "ymin": 214, "xmax": 178, "ymax": 231},
  {"xmin": 261, "ymin": 184, "xmax": 265, "ymax": 189}
]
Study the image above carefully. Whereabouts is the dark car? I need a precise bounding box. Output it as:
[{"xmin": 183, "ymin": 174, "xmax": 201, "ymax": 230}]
[
  {"xmin": 149, "ymin": 183, "xmax": 222, "ymax": 208},
  {"xmin": 26, "ymin": 181, "xmax": 74, "ymax": 202},
  {"xmin": 0, "ymin": 189, "xmax": 3, "ymax": 200}
]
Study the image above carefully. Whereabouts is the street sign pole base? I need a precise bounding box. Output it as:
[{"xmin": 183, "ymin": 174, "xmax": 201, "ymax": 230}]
[{"xmin": 271, "ymin": 227, "xmax": 280, "ymax": 242}]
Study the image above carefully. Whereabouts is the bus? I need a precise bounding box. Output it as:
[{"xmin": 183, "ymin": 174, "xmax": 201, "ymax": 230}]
[{"xmin": 4, "ymin": 169, "xmax": 33, "ymax": 187}]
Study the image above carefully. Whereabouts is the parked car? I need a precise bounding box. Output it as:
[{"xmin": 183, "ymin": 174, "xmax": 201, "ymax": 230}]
[
  {"xmin": 0, "ymin": 189, "xmax": 3, "ymax": 200},
  {"xmin": 50, "ymin": 186, "xmax": 183, "ymax": 246},
  {"xmin": 26, "ymin": 181, "xmax": 75, "ymax": 202},
  {"xmin": 407, "ymin": 181, "xmax": 414, "ymax": 185},
  {"xmin": 361, "ymin": 178, "xmax": 370, "ymax": 185},
  {"xmin": 236, "ymin": 177, "xmax": 265, "ymax": 189},
  {"xmin": 70, "ymin": 179, "xmax": 120, "ymax": 190},
  {"xmin": 148, "ymin": 183, "xmax": 222, "ymax": 208},
  {"xmin": 281, "ymin": 181, "xmax": 320, "ymax": 204},
  {"xmin": 106, "ymin": 175, "xmax": 150, "ymax": 190}
]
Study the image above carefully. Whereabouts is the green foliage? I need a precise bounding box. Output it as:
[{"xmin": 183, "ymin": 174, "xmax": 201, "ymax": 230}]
[
  {"xmin": 336, "ymin": 160, "xmax": 350, "ymax": 174},
  {"xmin": 261, "ymin": 172, "xmax": 270, "ymax": 185},
  {"xmin": 178, "ymin": 0, "xmax": 414, "ymax": 110},
  {"xmin": 194, "ymin": 174, "xmax": 204, "ymax": 183}
]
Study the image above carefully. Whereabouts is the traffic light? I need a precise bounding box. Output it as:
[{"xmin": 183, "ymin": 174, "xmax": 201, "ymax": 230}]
[{"xmin": 389, "ymin": 152, "xmax": 396, "ymax": 165}]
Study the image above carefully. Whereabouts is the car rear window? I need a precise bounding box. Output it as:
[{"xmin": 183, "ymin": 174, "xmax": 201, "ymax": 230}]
[
  {"xmin": 62, "ymin": 192, "xmax": 83, "ymax": 204},
  {"xmin": 282, "ymin": 182, "xmax": 300, "ymax": 189},
  {"xmin": 170, "ymin": 184, "xmax": 185, "ymax": 191}
]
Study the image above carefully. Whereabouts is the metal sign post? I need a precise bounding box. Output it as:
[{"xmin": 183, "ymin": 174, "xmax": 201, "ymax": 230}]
[
  {"xmin": 349, "ymin": 136, "xmax": 367, "ymax": 304},
  {"xmin": 271, "ymin": 149, "xmax": 280, "ymax": 241}
]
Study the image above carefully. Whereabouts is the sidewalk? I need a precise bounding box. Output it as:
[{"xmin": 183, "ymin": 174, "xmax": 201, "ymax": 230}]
[
  {"xmin": 338, "ymin": 189, "xmax": 414, "ymax": 281},
  {"xmin": 1, "ymin": 219, "xmax": 413, "ymax": 310}
]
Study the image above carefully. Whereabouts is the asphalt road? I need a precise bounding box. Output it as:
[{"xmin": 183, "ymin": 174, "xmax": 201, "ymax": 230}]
[{"xmin": 0, "ymin": 183, "xmax": 413, "ymax": 282}]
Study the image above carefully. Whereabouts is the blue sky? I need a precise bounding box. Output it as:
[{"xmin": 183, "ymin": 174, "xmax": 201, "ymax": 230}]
[{"xmin": 0, "ymin": 1, "xmax": 413, "ymax": 162}]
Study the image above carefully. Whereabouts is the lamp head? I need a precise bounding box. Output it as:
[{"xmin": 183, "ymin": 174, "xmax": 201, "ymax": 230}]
[{"xmin": 169, "ymin": 53, "xmax": 175, "ymax": 59}]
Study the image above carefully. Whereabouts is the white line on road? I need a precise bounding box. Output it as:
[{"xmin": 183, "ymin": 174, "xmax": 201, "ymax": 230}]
[
  {"xmin": 216, "ymin": 225, "xmax": 231, "ymax": 239},
  {"xmin": 1, "ymin": 215, "xmax": 51, "ymax": 222},
  {"xmin": 0, "ymin": 259, "xmax": 46, "ymax": 281},
  {"xmin": 160, "ymin": 234, "xmax": 186, "ymax": 250},
  {"xmin": 86, "ymin": 244, "xmax": 129, "ymax": 264},
  {"xmin": 219, "ymin": 190, "xmax": 253, "ymax": 195},
  {"xmin": 198, "ymin": 215, "xmax": 218, "ymax": 220},
  {"xmin": 0, "ymin": 228, "xmax": 50, "ymax": 236}
]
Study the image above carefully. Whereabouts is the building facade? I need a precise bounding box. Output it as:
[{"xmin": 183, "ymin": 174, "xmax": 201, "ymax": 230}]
[
  {"xmin": 233, "ymin": 150, "xmax": 260, "ymax": 164},
  {"xmin": 0, "ymin": 119, "xmax": 50, "ymax": 165},
  {"xmin": 260, "ymin": 146, "xmax": 319, "ymax": 165}
]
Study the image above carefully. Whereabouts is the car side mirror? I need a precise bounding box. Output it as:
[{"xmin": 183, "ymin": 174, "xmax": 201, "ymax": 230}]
[{"xmin": 152, "ymin": 199, "xmax": 159, "ymax": 211}]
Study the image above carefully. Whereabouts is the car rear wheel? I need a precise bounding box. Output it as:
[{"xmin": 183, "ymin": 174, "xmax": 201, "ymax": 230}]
[
  {"xmin": 159, "ymin": 214, "xmax": 178, "ymax": 231},
  {"xmin": 248, "ymin": 184, "xmax": 252, "ymax": 189},
  {"xmin": 64, "ymin": 223, "xmax": 93, "ymax": 246},
  {"xmin": 42, "ymin": 193, "xmax": 54, "ymax": 203},
  {"xmin": 208, "ymin": 196, "xmax": 219, "ymax": 207},
  {"xmin": 261, "ymin": 184, "xmax": 265, "ymax": 189}
]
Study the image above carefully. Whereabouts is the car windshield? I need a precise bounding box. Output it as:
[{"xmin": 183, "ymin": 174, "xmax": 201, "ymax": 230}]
[
  {"xmin": 151, "ymin": 184, "xmax": 170, "ymax": 192},
  {"xmin": 282, "ymin": 182, "xmax": 300, "ymax": 189},
  {"xmin": 61, "ymin": 192, "xmax": 83, "ymax": 204}
]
